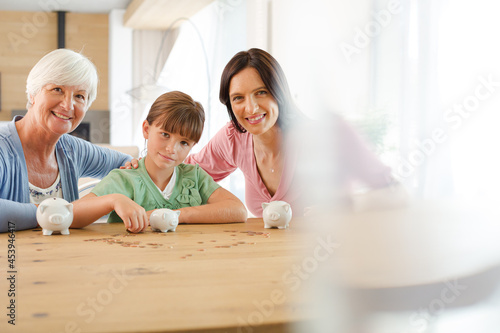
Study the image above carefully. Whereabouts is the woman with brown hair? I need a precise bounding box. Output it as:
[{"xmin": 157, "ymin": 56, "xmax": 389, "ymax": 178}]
[{"xmin": 185, "ymin": 48, "xmax": 394, "ymax": 217}]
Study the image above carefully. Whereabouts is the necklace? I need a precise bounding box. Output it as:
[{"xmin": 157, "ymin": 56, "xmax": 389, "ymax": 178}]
[
  {"xmin": 255, "ymin": 151, "xmax": 281, "ymax": 174},
  {"xmin": 270, "ymin": 151, "xmax": 282, "ymax": 173},
  {"xmin": 253, "ymin": 135, "xmax": 282, "ymax": 174}
]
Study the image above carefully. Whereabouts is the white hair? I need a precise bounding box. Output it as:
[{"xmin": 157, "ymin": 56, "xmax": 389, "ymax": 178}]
[{"xmin": 25, "ymin": 49, "xmax": 99, "ymax": 109}]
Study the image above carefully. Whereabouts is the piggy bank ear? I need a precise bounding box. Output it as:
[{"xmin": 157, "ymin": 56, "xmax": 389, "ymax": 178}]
[
  {"xmin": 175, "ymin": 211, "xmax": 181, "ymax": 217},
  {"xmin": 284, "ymin": 204, "xmax": 291, "ymax": 213},
  {"xmin": 66, "ymin": 204, "xmax": 73, "ymax": 213},
  {"xmin": 39, "ymin": 205, "xmax": 46, "ymax": 214},
  {"xmin": 162, "ymin": 212, "xmax": 168, "ymax": 220},
  {"xmin": 262, "ymin": 202, "xmax": 269, "ymax": 210}
]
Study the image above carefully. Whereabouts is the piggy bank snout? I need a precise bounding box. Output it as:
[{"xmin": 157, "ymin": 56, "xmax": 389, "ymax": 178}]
[
  {"xmin": 269, "ymin": 212, "xmax": 281, "ymax": 221},
  {"xmin": 49, "ymin": 214, "xmax": 63, "ymax": 225}
]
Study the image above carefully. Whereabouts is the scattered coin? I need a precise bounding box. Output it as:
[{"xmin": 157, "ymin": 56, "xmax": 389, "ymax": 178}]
[{"xmin": 32, "ymin": 313, "xmax": 49, "ymax": 318}]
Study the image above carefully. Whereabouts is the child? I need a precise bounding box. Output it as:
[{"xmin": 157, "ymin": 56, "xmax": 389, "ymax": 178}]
[{"xmin": 71, "ymin": 91, "xmax": 248, "ymax": 233}]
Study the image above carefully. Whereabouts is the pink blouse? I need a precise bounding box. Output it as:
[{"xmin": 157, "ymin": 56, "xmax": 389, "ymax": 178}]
[
  {"xmin": 184, "ymin": 117, "xmax": 393, "ymax": 217},
  {"xmin": 184, "ymin": 122, "xmax": 297, "ymax": 217}
]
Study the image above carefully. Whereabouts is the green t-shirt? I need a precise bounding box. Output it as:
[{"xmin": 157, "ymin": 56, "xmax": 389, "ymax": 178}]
[{"xmin": 91, "ymin": 158, "xmax": 220, "ymax": 222}]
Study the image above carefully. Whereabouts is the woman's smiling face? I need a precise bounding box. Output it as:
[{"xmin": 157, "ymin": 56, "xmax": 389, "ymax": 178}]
[
  {"xmin": 30, "ymin": 83, "xmax": 89, "ymax": 136},
  {"xmin": 229, "ymin": 67, "xmax": 279, "ymax": 136}
]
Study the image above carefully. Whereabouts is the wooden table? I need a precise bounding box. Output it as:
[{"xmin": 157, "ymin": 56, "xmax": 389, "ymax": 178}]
[
  {"xmin": 2, "ymin": 199, "xmax": 500, "ymax": 333},
  {"xmin": 0, "ymin": 218, "xmax": 317, "ymax": 333}
]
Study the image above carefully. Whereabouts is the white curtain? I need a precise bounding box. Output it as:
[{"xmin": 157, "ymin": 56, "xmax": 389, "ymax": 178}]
[
  {"xmin": 393, "ymin": 0, "xmax": 454, "ymax": 198},
  {"xmin": 269, "ymin": 0, "xmax": 500, "ymax": 201},
  {"xmin": 373, "ymin": 0, "xmax": 500, "ymax": 200},
  {"xmin": 436, "ymin": 0, "xmax": 500, "ymax": 200}
]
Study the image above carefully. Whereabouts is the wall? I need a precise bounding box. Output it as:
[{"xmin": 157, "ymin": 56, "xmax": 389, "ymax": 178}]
[
  {"xmin": 0, "ymin": 11, "xmax": 109, "ymax": 121},
  {"xmin": 109, "ymin": 9, "xmax": 133, "ymax": 146}
]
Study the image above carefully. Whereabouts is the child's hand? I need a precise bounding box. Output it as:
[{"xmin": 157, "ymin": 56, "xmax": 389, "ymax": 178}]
[{"xmin": 112, "ymin": 194, "xmax": 149, "ymax": 233}]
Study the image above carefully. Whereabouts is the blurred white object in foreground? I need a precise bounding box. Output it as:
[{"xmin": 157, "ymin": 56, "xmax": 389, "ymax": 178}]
[{"xmin": 295, "ymin": 198, "xmax": 500, "ymax": 333}]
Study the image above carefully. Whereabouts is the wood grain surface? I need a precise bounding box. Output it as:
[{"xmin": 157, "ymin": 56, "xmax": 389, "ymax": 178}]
[
  {"xmin": 3, "ymin": 199, "xmax": 500, "ymax": 332},
  {"xmin": 1, "ymin": 218, "xmax": 316, "ymax": 333}
]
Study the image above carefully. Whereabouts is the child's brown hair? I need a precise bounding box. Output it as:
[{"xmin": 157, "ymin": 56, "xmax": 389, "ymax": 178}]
[{"xmin": 146, "ymin": 91, "xmax": 205, "ymax": 143}]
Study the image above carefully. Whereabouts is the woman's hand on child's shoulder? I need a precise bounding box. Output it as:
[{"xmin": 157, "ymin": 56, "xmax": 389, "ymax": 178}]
[{"xmin": 120, "ymin": 158, "xmax": 142, "ymax": 169}]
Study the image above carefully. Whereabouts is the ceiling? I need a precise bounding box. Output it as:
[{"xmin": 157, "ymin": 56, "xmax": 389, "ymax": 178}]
[
  {"xmin": 0, "ymin": 0, "xmax": 216, "ymax": 29},
  {"xmin": 0, "ymin": 0, "xmax": 132, "ymax": 13},
  {"xmin": 123, "ymin": 0, "xmax": 214, "ymax": 29}
]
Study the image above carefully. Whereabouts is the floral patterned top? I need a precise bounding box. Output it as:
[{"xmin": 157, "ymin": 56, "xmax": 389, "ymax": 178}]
[
  {"xmin": 91, "ymin": 158, "xmax": 220, "ymax": 223},
  {"xmin": 29, "ymin": 173, "xmax": 63, "ymax": 204}
]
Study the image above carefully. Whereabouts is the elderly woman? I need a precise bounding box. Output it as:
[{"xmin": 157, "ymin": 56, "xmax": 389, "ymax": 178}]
[{"xmin": 0, "ymin": 49, "xmax": 135, "ymax": 232}]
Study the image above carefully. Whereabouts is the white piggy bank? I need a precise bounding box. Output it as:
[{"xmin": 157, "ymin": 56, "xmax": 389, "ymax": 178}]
[
  {"xmin": 262, "ymin": 201, "xmax": 292, "ymax": 229},
  {"xmin": 150, "ymin": 209, "xmax": 180, "ymax": 232},
  {"xmin": 36, "ymin": 198, "xmax": 73, "ymax": 235}
]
